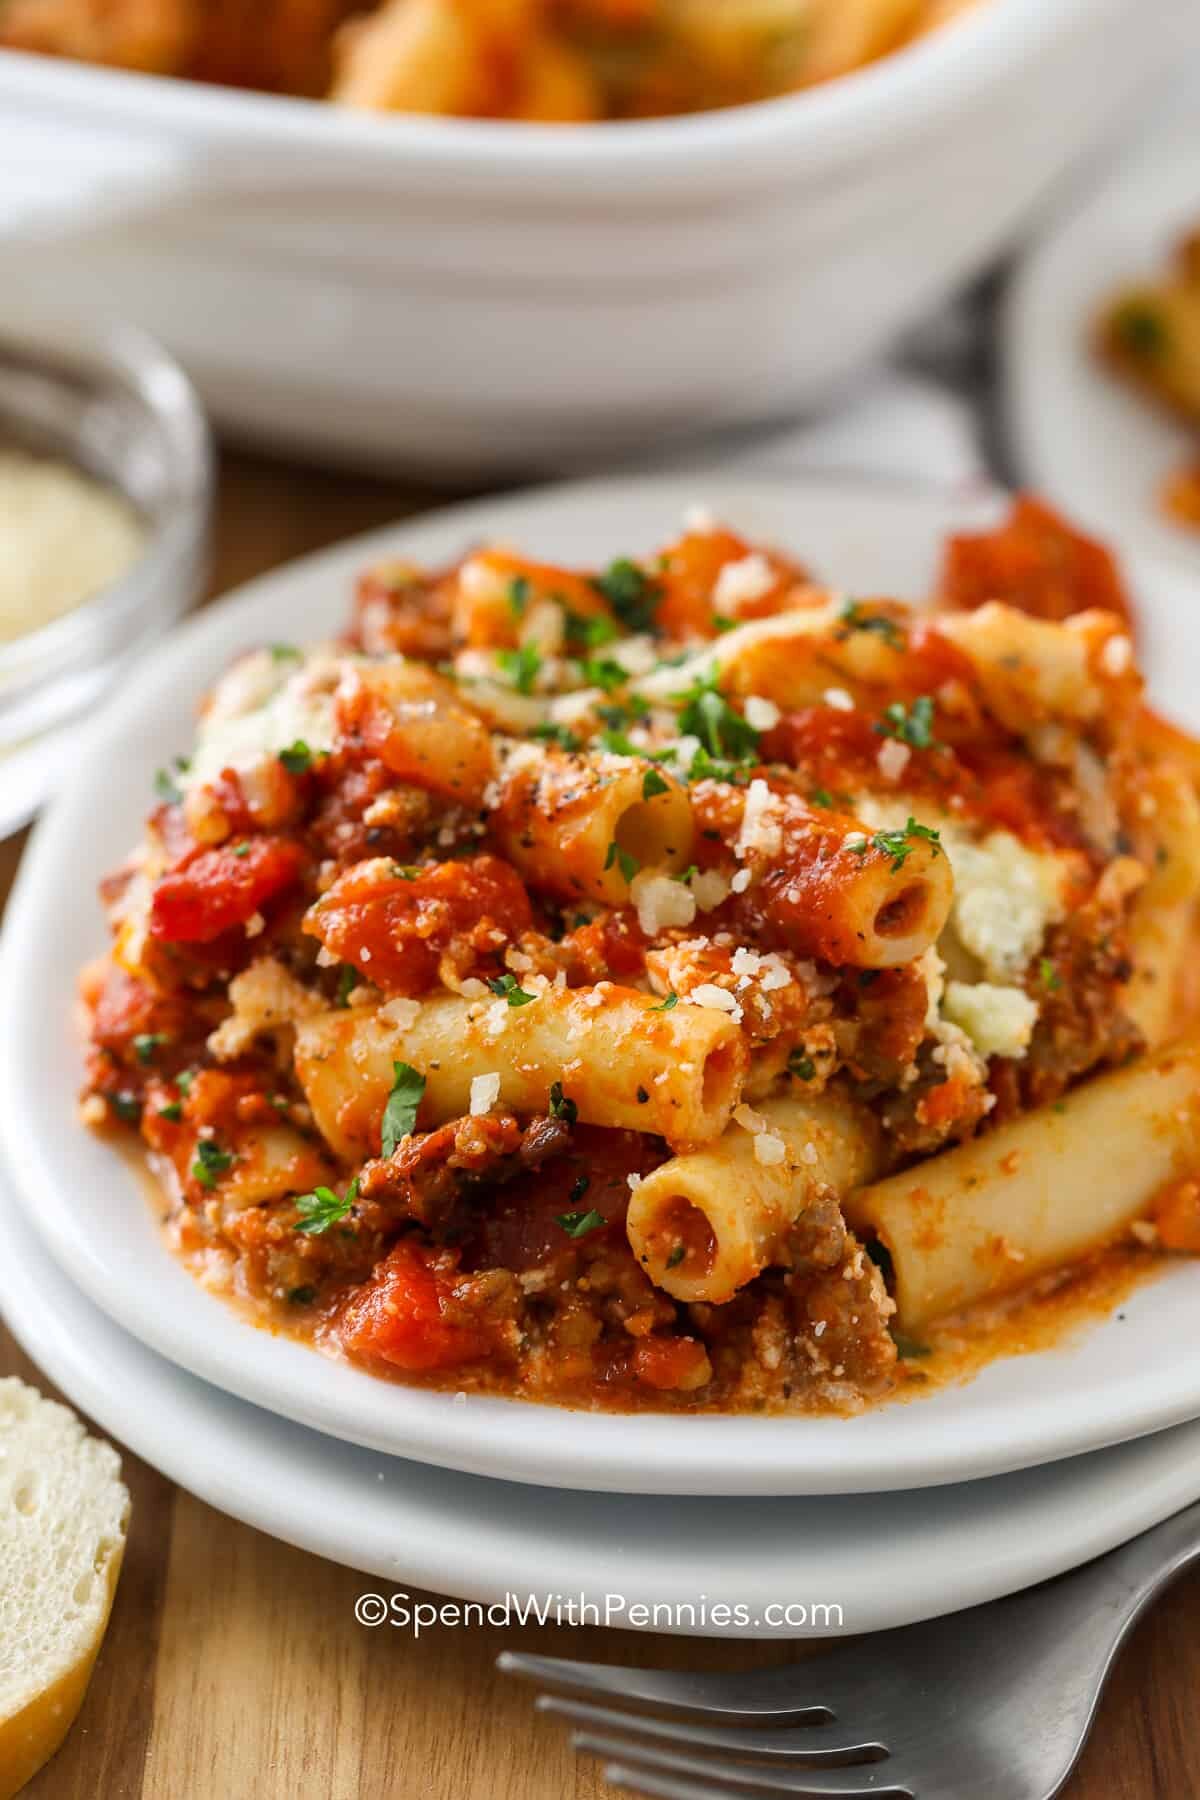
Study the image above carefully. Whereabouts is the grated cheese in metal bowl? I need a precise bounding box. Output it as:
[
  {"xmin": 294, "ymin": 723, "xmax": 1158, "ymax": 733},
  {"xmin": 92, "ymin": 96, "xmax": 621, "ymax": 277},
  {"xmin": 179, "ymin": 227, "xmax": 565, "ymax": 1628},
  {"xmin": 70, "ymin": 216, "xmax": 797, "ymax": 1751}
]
[{"xmin": 0, "ymin": 449, "xmax": 144, "ymax": 646}]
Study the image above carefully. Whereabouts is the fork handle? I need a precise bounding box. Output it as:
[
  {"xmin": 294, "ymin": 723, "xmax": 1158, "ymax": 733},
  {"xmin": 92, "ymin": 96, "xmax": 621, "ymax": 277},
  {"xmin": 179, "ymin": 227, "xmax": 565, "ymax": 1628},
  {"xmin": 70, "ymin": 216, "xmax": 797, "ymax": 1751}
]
[
  {"xmin": 1086, "ymin": 1495, "xmax": 1200, "ymax": 1625},
  {"xmin": 1009, "ymin": 1491, "xmax": 1200, "ymax": 1687}
]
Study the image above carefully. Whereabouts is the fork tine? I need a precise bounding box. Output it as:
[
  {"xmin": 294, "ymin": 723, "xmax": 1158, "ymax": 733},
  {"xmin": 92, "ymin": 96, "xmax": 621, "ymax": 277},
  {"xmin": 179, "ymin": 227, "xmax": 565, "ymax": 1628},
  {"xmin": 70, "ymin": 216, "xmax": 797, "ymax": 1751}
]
[
  {"xmin": 496, "ymin": 1652, "xmax": 832, "ymax": 1723},
  {"xmin": 599, "ymin": 1748, "xmax": 914, "ymax": 1799},
  {"xmin": 536, "ymin": 1697, "xmax": 886, "ymax": 1765}
]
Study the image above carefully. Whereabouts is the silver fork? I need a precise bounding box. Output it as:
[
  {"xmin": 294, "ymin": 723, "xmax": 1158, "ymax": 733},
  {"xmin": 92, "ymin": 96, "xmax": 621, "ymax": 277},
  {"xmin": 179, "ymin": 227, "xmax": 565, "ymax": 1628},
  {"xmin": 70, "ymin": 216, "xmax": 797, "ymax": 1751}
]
[{"xmin": 499, "ymin": 1496, "xmax": 1200, "ymax": 1799}]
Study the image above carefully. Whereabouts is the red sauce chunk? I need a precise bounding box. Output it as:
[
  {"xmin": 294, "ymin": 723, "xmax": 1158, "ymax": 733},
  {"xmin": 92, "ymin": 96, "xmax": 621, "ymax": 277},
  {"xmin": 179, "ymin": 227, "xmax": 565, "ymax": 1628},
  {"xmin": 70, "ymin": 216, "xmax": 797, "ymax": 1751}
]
[
  {"xmin": 149, "ymin": 836, "xmax": 307, "ymax": 943},
  {"xmin": 334, "ymin": 1241, "xmax": 504, "ymax": 1373},
  {"xmin": 304, "ymin": 854, "xmax": 533, "ymax": 993}
]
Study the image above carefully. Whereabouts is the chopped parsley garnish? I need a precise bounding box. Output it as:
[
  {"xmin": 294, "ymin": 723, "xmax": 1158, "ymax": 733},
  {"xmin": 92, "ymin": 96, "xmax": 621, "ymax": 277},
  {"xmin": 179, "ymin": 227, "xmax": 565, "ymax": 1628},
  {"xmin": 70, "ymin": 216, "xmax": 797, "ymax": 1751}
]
[
  {"xmin": 336, "ymin": 964, "xmax": 358, "ymax": 1007},
  {"xmin": 487, "ymin": 973, "xmax": 537, "ymax": 1007},
  {"xmin": 809, "ymin": 787, "xmax": 834, "ymax": 810},
  {"xmin": 507, "ymin": 574, "xmax": 531, "ymax": 617},
  {"xmin": 860, "ymin": 817, "xmax": 942, "ymax": 873},
  {"xmin": 1113, "ymin": 301, "xmax": 1167, "ymax": 358},
  {"xmin": 597, "ymin": 696, "xmax": 650, "ymax": 731},
  {"xmin": 157, "ymin": 1101, "xmax": 183, "ymax": 1123},
  {"xmin": 191, "ymin": 1138, "xmax": 234, "ymax": 1190},
  {"xmin": 381, "ymin": 1061, "xmax": 426, "ymax": 1155},
  {"xmin": 836, "ymin": 600, "xmax": 906, "ymax": 651},
  {"xmin": 591, "ymin": 558, "xmax": 661, "ymax": 634},
  {"xmin": 531, "ymin": 721, "xmax": 582, "ymax": 751},
  {"xmin": 666, "ymin": 1243, "xmax": 686, "ymax": 1268},
  {"xmin": 641, "ymin": 768, "xmax": 670, "ymax": 800},
  {"xmin": 600, "ymin": 729, "xmax": 670, "ymax": 762},
  {"xmin": 109, "ymin": 1091, "xmax": 140, "ymax": 1124},
  {"xmin": 271, "ymin": 642, "xmax": 301, "ymax": 662},
  {"xmin": 684, "ymin": 744, "xmax": 751, "ymax": 785},
  {"xmin": 604, "ymin": 841, "xmax": 639, "ymax": 884},
  {"xmin": 132, "ymin": 1032, "xmax": 165, "ymax": 1065},
  {"xmin": 569, "ymin": 1174, "xmax": 590, "ymax": 1203},
  {"xmin": 673, "ymin": 863, "xmax": 698, "ymax": 884},
  {"xmin": 649, "ymin": 991, "xmax": 678, "ymax": 1012},
  {"xmin": 565, "ymin": 610, "xmax": 618, "ymax": 648},
  {"xmin": 555, "ymin": 1208, "xmax": 606, "ymax": 1239},
  {"xmin": 497, "ymin": 643, "xmax": 542, "ymax": 695},
  {"xmin": 548, "ymin": 1082, "xmax": 578, "ymax": 1125},
  {"xmin": 176, "ymin": 1069, "xmax": 195, "ymax": 1096},
  {"xmin": 295, "ymin": 1178, "xmax": 359, "ymax": 1236},
  {"xmin": 231, "ymin": 842, "xmax": 250, "ymax": 859},
  {"xmin": 581, "ymin": 656, "xmax": 629, "ymax": 695},
  {"xmin": 154, "ymin": 766, "xmax": 183, "ymax": 804},
  {"xmin": 711, "ymin": 614, "xmax": 738, "ymax": 634},
  {"xmin": 676, "ymin": 669, "xmax": 760, "ymax": 767},
  {"xmin": 788, "ymin": 1052, "xmax": 816, "ymax": 1081},
  {"xmin": 287, "ymin": 1285, "xmax": 317, "ymax": 1305},
  {"xmin": 1039, "ymin": 957, "xmax": 1062, "ymax": 992},
  {"xmin": 876, "ymin": 695, "xmax": 938, "ymax": 751},
  {"xmin": 278, "ymin": 740, "xmax": 314, "ymax": 774}
]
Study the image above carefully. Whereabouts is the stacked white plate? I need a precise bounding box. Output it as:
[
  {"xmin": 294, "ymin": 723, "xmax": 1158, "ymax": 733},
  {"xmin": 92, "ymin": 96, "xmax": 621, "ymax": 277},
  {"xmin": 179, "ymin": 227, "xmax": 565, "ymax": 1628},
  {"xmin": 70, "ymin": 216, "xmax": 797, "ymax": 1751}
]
[{"xmin": 4, "ymin": 474, "xmax": 1200, "ymax": 1637}]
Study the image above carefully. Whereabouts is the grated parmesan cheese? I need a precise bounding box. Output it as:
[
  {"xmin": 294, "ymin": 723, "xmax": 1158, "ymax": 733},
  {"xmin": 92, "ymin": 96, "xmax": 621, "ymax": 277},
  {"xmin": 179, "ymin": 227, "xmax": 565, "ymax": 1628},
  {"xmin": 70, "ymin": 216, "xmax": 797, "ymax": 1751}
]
[
  {"xmin": 876, "ymin": 738, "xmax": 911, "ymax": 783},
  {"xmin": 736, "ymin": 778, "xmax": 784, "ymax": 861},
  {"xmin": 630, "ymin": 868, "xmax": 697, "ymax": 936},
  {"xmin": 469, "ymin": 1072, "xmax": 501, "ymax": 1115},
  {"xmin": 744, "ymin": 694, "xmax": 781, "ymax": 732},
  {"xmin": 687, "ymin": 983, "xmax": 743, "ymax": 1020},
  {"xmin": 712, "ymin": 553, "xmax": 775, "ymax": 615},
  {"xmin": 0, "ymin": 448, "xmax": 144, "ymax": 645}
]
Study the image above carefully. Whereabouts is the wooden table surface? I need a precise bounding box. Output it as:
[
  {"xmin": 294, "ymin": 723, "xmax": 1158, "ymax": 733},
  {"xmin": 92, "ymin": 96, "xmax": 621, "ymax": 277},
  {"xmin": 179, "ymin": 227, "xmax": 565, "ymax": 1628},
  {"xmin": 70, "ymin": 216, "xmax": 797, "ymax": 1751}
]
[{"xmin": 2, "ymin": 450, "xmax": 1196, "ymax": 1800}]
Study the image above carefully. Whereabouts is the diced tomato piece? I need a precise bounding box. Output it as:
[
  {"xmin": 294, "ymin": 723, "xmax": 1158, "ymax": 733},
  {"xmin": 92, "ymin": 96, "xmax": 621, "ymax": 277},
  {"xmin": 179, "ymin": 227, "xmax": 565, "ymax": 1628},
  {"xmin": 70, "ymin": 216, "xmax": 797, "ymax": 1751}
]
[
  {"xmin": 632, "ymin": 1337, "xmax": 711, "ymax": 1392},
  {"xmin": 90, "ymin": 966, "xmax": 183, "ymax": 1053},
  {"xmin": 304, "ymin": 853, "xmax": 532, "ymax": 994},
  {"xmin": 149, "ymin": 837, "xmax": 306, "ymax": 943},
  {"xmin": 940, "ymin": 495, "xmax": 1135, "ymax": 628},
  {"xmin": 561, "ymin": 907, "xmax": 648, "ymax": 982},
  {"xmin": 336, "ymin": 1242, "xmax": 494, "ymax": 1373}
]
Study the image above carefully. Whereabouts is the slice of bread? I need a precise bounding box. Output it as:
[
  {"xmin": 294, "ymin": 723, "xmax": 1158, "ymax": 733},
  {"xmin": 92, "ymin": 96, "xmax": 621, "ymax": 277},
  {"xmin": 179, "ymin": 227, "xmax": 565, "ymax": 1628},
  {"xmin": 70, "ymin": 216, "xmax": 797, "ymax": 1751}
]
[{"xmin": 0, "ymin": 1379, "xmax": 130, "ymax": 1799}]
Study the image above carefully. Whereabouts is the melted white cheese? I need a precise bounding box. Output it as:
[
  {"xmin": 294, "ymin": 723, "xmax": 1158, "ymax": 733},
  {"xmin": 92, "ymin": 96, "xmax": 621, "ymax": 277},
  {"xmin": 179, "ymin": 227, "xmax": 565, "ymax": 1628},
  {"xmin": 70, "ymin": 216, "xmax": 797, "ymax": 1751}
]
[{"xmin": 185, "ymin": 645, "xmax": 351, "ymax": 792}]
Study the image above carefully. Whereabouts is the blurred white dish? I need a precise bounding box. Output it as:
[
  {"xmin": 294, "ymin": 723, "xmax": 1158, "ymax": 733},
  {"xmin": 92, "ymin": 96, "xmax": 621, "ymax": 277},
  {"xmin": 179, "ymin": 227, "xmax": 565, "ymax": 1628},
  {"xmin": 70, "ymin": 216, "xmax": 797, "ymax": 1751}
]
[
  {"xmin": 1007, "ymin": 119, "xmax": 1200, "ymax": 575},
  {"xmin": 4, "ymin": 472, "xmax": 1200, "ymax": 1496},
  {"xmin": 5, "ymin": 1163, "xmax": 1200, "ymax": 1638},
  {"xmin": 2, "ymin": 0, "xmax": 1195, "ymax": 476}
]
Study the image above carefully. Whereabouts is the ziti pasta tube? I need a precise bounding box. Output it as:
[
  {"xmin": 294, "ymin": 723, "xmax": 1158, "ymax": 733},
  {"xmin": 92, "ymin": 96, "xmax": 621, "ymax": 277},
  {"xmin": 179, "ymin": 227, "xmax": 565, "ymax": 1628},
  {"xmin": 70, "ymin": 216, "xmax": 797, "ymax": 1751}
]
[
  {"xmin": 847, "ymin": 1036, "xmax": 1200, "ymax": 1331},
  {"xmin": 294, "ymin": 983, "xmax": 746, "ymax": 1159},
  {"xmin": 491, "ymin": 745, "xmax": 695, "ymax": 905},
  {"xmin": 627, "ymin": 1090, "xmax": 885, "ymax": 1304}
]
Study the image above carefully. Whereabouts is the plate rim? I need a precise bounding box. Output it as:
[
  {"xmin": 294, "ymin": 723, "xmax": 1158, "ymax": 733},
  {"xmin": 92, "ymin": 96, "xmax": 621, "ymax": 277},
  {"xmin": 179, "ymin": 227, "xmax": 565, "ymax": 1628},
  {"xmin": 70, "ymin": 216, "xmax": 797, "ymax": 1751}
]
[
  {"xmin": 1004, "ymin": 115, "xmax": 1200, "ymax": 579},
  {"xmin": 4, "ymin": 467, "xmax": 1200, "ymax": 1497},
  {"xmin": 5, "ymin": 1164, "xmax": 1200, "ymax": 1639}
]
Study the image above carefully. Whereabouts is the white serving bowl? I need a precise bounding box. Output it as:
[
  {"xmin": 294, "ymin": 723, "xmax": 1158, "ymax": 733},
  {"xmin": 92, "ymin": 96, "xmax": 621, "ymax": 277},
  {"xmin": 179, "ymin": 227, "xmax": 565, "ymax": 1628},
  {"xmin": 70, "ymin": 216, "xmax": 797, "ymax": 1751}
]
[{"xmin": 1, "ymin": 0, "xmax": 1195, "ymax": 476}]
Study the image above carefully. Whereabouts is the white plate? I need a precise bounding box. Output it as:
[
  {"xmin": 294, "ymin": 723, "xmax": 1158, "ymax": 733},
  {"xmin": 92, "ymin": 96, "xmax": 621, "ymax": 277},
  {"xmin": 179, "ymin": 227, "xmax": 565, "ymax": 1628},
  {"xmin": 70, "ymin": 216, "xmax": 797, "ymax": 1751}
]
[
  {"xmin": 5, "ymin": 1165, "xmax": 1200, "ymax": 1640},
  {"xmin": 1006, "ymin": 116, "xmax": 1200, "ymax": 575},
  {"xmin": 4, "ymin": 472, "xmax": 1200, "ymax": 1497}
]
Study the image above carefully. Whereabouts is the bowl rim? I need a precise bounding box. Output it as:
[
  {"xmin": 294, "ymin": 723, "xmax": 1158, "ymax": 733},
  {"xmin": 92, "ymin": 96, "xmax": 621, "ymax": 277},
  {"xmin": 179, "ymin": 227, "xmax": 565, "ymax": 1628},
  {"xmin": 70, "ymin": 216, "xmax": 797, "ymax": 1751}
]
[{"xmin": 0, "ymin": 0, "xmax": 1093, "ymax": 187}]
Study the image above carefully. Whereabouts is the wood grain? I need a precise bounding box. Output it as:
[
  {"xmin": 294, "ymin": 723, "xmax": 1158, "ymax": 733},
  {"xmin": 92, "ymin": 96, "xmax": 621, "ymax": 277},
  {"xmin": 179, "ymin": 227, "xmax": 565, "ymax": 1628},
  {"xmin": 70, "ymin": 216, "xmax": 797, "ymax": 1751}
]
[{"xmin": 2, "ymin": 449, "xmax": 1197, "ymax": 1799}]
